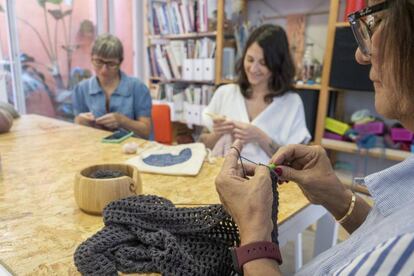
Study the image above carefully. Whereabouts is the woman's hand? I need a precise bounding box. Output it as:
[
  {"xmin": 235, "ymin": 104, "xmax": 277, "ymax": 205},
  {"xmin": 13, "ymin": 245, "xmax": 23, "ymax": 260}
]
[
  {"xmin": 271, "ymin": 144, "xmax": 350, "ymax": 215},
  {"xmin": 95, "ymin": 113, "xmax": 124, "ymax": 130},
  {"xmin": 215, "ymin": 140, "xmax": 273, "ymax": 245},
  {"xmin": 212, "ymin": 118, "xmax": 235, "ymax": 136},
  {"xmin": 232, "ymin": 121, "xmax": 261, "ymax": 145},
  {"xmin": 75, "ymin": 112, "xmax": 96, "ymax": 126}
]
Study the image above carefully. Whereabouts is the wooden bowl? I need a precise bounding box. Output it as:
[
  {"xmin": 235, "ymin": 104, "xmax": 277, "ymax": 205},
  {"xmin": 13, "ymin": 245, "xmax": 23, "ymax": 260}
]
[{"xmin": 74, "ymin": 164, "xmax": 142, "ymax": 215}]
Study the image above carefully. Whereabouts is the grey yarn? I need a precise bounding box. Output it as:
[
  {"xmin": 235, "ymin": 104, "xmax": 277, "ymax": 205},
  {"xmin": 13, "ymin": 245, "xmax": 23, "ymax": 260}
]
[{"xmin": 74, "ymin": 169, "xmax": 280, "ymax": 276}]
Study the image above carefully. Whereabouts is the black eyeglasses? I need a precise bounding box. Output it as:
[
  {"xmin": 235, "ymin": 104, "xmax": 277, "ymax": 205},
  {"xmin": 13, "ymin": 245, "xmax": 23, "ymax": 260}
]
[
  {"xmin": 348, "ymin": 1, "xmax": 389, "ymax": 57},
  {"xmin": 91, "ymin": 58, "xmax": 120, "ymax": 70}
]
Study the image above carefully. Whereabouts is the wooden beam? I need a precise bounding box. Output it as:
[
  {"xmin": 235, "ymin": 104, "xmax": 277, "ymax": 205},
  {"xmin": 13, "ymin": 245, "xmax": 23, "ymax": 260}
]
[
  {"xmin": 314, "ymin": 0, "xmax": 340, "ymax": 144},
  {"xmin": 263, "ymin": 10, "xmax": 329, "ymax": 21},
  {"xmin": 214, "ymin": 0, "xmax": 225, "ymax": 84}
]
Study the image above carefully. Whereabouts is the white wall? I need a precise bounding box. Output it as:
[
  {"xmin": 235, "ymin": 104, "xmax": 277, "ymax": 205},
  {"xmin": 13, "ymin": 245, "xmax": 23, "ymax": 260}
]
[{"xmin": 247, "ymin": 0, "xmax": 330, "ymax": 63}]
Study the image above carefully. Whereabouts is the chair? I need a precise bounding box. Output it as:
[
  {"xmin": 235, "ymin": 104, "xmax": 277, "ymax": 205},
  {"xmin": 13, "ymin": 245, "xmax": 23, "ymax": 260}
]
[{"xmin": 151, "ymin": 104, "xmax": 173, "ymax": 144}]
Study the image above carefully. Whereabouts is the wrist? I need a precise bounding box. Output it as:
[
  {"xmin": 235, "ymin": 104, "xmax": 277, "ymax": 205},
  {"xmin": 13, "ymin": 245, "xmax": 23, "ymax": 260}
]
[
  {"xmin": 328, "ymin": 189, "xmax": 354, "ymax": 220},
  {"xmin": 239, "ymin": 220, "xmax": 273, "ymax": 246}
]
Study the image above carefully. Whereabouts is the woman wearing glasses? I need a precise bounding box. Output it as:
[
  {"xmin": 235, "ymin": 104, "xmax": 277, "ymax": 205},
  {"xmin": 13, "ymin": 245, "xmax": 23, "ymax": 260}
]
[
  {"xmin": 216, "ymin": 0, "xmax": 414, "ymax": 275},
  {"xmin": 72, "ymin": 34, "xmax": 152, "ymax": 139}
]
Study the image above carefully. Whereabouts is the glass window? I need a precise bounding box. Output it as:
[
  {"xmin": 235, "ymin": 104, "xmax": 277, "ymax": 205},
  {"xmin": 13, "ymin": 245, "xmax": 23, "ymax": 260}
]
[
  {"xmin": 10, "ymin": 0, "xmax": 97, "ymax": 120},
  {"xmin": 0, "ymin": 0, "xmax": 11, "ymax": 105}
]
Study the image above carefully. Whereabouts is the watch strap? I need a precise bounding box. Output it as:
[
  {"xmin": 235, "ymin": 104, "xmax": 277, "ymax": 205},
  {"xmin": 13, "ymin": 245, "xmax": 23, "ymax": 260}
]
[{"xmin": 231, "ymin": 241, "xmax": 282, "ymax": 273}]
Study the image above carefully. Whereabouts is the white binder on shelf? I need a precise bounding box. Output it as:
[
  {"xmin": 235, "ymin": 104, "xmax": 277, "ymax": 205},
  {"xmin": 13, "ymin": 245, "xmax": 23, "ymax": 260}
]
[
  {"xmin": 193, "ymin": 59, "xmax": 203, "ymax": 81},
  {"xmin": 182, "ymin": 59, "xmax": 194, "ymax": 80},
  {"xmin": 202, "ymin": 58, "xmax": 215, "ymax": 81}
]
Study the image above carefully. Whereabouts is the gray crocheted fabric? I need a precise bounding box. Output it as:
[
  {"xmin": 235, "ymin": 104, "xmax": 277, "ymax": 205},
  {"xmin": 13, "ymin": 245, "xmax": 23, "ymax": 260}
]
[{"xmin": 74, "ymin": 168, "xmax": 279, "ymax": 275}]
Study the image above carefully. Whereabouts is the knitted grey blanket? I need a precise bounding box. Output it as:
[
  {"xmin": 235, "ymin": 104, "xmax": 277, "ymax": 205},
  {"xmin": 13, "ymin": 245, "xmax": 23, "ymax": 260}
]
[{"xmin": 74, "ymin": 169, "xmax": 279, "ymax": 275}]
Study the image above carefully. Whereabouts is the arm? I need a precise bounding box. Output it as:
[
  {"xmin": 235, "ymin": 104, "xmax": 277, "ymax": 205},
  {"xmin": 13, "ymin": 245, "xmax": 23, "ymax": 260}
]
[
  {"xmin": 232, "ymin": 122, "xmax": 280, "ymax": 158},
  {"xmin": 215, "ymin": 140, "xmax": 281, "ymax": 275},
  {"xmin": 72, "ymin": 82, "xmax": 95, "ymax": 127},
  {"xmin": 198, "ymin": 130, "xmax": 222, "ymax": 149},
  {"xmin": 255, "ymin": 128, "xmax": 281, "ymax": 158},
  {"xmin": 118, "ymin": 115, "xmax": 151, "ymax": 139},
  {"xmin": 327, "ymin": 189, "xmax": 371, "ymax": 234}
]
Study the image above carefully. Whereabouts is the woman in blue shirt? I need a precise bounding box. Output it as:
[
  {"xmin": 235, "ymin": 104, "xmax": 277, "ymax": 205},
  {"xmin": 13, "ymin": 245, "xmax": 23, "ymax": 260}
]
[
  {"xmin": 216, "ymin": 0, "xmax": 414, "ymax": 275},
  {"xmin": 72, "ymin": 34, "xmax": 152, "ymax": 139}
]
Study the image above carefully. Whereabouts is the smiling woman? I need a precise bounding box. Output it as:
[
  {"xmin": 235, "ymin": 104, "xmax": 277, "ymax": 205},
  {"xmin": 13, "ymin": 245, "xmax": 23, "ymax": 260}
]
[{"xmin": 200, "ymin": 25, "xmax": 311, "ymax": 165}]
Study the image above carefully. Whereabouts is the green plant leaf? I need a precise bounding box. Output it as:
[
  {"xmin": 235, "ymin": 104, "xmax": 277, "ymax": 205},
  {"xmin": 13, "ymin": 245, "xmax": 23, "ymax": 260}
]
[
  {"xmin": 37, "ymin": 0, "xmax": 46, "ymax": 7},
  {"xmin": 48, "ymin": 9, "xmax": 64, "ymax": 20},
  {"xmin": 46, "ymin": 0, "xmax": 63, "ymax": 4}
]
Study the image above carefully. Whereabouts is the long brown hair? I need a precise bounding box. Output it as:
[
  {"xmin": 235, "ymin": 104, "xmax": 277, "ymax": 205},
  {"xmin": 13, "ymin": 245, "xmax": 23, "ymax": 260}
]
[
  {"xmin": 381, "ymin": 0, "xmax": 414, "ymax": 97},
  {"xmin": 236, "ymin": 24, "xmax": 295, "ymax": 103}
]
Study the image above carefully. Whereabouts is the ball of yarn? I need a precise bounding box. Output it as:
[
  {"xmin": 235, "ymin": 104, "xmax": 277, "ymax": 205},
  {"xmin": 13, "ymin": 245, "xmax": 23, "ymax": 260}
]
[
  {"xmin": 0, "ymin": 102, "xmax": 19, "ymax": 118},
  {"xmin": 122, "ymin": 142, "xmax": 139, "ymax": 154},
  {"xmin": 0, "ymin": 109, "xmax": 13, "ymax": 134}
]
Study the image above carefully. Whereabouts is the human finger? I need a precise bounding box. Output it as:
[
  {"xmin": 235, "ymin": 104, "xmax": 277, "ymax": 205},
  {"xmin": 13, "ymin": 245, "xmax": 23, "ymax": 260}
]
[{"xmin": 270, "ymin": 144, "xmax": 311, "ymax": 166}]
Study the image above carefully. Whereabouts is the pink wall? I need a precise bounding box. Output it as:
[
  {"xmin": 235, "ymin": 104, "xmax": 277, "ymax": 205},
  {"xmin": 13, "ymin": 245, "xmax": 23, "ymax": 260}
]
[
  {"xmin": 0, "ymin": 0, "xmax": 135, "ymax": 94},
  {"xmin": 114, "ymin": 0, "xmax": 133, "ymax": 75}
]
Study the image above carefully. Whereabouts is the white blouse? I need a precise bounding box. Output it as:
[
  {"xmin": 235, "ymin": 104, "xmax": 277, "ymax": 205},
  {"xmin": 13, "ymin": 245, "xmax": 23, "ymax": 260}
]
[{"xmin": 202, "ymin": 84, "xmax": 311, "ymax": 164}]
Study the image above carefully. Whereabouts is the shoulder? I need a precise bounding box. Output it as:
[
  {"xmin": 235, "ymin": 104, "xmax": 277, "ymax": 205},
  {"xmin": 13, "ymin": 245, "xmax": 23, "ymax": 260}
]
[
  {"xmin": 74, "ymin": 77, "xmax": 93, "ymax": 91},
  {"xmin": 214, "ymin": 84, "xmax": 241, "ymax": 98},
  {"xmin": 120, "ymin": 73, "xmax": 150, "ymax": 96},
  {"xmin": 277, "ymin": 91, "xmax": 303, "ymax": 106}
]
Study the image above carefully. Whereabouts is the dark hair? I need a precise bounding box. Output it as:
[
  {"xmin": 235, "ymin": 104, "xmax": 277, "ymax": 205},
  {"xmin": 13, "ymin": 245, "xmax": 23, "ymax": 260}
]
[
  {"xmin": 381, "ymin": 0, "xmax": 414, "ymax": 97},
  {"xmin": 236, "ymin": 24, "xmax": 295, "ymax": 103},
  {"xmin": 91, "ymin": 33, "xmax": 124, "ymax": 63}
]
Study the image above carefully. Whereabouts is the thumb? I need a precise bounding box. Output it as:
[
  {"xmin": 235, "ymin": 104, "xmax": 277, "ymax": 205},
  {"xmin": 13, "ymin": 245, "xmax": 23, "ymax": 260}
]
[{"xmin": 277, "ymin": 165, "xmax": 306, "ymax": 184}]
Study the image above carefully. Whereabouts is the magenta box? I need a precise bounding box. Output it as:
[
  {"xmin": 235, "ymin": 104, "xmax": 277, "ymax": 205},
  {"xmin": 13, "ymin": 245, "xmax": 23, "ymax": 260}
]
[
  {"xmin": 391, "ymin": 128, "xmax": 414, "ymax": 142},
  {"xmin": 354, "ymin": 121, "xmax": 384, "ymax": 135},
  {"xmin": 324, "ymin": 131, "xmax": 344, "ymax": 141}
]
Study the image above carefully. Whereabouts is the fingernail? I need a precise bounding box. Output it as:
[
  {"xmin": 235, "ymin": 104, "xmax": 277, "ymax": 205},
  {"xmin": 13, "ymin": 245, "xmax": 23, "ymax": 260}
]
[{"xmin": 275, "ymin": 167, "xmax": 283, "ymax": 176}]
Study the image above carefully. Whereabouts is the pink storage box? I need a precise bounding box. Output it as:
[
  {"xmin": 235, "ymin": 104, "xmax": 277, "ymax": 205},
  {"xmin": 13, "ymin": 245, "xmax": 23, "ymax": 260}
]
[
  {"xmin": 391, "ymin": 128, "xmax": 414, "ymax": 142},
  {"xmin": 323, "ymin": 131, "xmax": 344, "ymax": 141},
  {"xmin": 354, "ymin": 121, "xmax": 384, "ymax": 135}
]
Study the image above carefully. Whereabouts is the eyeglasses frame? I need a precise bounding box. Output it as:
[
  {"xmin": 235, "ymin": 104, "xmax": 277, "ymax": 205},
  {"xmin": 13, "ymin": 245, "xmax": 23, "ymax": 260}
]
[
  {"xmin": 91, "ymin": 57, "xmax": 121, "ymax": 70},
  {"xmin": 348, "ymin": 1, "xmax": 389, "ymax": 56}
]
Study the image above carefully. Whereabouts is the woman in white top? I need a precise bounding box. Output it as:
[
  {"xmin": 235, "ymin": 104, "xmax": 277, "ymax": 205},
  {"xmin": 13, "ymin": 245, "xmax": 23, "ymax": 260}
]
[{"xmin": 200, "ymin": 24, "xmax": 311, "ymax": 164}]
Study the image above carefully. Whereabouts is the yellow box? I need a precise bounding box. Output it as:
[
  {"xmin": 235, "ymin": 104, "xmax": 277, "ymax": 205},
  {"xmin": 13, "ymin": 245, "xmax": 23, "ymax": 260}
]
[{"xmin": 325, "ymin": 117, "xmax": 350, "ymax": 136}]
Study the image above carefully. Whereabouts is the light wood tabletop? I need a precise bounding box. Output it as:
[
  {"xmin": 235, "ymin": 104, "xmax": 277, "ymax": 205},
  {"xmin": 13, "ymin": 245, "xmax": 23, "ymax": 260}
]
[{"xmin": 0, "ymin": 115, "xmax": 310, "ymax": 275}]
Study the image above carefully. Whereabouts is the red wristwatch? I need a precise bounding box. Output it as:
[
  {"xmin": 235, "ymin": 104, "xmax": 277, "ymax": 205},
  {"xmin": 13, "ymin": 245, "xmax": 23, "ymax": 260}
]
[{"xmin": 230, "ymin": 241, "xmax": 283, "ymax": 274}]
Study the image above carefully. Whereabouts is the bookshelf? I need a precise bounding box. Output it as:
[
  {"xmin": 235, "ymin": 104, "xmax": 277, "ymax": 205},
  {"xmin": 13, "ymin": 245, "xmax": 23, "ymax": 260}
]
[
  {"xmin": 144, "ymin": 0, "xmax": 246, "ymax": 127},
  {"xmin": 144, "ymin": 0, "xmax": 245, "ymax": 86},
  {"xmin": 315, "ymin": 1, "xmax": 412, "ymax": 163}
]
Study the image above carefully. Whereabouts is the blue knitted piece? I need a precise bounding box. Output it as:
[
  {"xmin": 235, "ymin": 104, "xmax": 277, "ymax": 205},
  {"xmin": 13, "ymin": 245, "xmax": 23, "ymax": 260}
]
[{"xmin": 143, "ymin": 148, "xmax": 192, "ymax": 167}]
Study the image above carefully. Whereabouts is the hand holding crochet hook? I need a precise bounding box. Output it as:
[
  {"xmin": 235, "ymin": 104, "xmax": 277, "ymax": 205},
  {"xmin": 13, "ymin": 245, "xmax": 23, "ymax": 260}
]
[
  {"xmin": 215, "ymin": 139, "xmax": 274, "ymax": 246},
  {"xmin": 270, "ymin": 144, "xmax": 354, "ymax": 219}
]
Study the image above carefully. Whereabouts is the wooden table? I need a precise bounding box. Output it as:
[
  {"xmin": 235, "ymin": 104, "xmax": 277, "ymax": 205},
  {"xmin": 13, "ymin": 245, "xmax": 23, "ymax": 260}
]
[{"xmin": 0, "ymin": 115, "xmax": 334, "ymax": 275}]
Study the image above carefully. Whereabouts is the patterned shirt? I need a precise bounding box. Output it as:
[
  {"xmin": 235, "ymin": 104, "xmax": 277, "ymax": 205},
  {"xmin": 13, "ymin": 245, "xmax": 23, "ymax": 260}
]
[{"xmin": 297, "ymin": 155, "xmax": 414, "ymax": 275}]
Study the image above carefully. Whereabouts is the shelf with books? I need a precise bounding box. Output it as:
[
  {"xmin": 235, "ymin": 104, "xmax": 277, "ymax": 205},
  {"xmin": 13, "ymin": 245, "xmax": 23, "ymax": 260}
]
[
  {"xmin": 148, "ymin": 31, "xmax": 217, "ymax": 40},
  {"xmin": 149, "ymin": 77, "xmax": 215, "ymax": 85},
  {"xmin": 321, "ymin": 138, "xmax": 412, "ymax": 162}
]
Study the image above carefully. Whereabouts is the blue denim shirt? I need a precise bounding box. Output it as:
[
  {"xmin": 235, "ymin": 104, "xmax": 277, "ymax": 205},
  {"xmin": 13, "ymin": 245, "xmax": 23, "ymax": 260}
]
[{"xmin": 72, "ymin": 71, "xmax": 153, "ymax": 139}]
